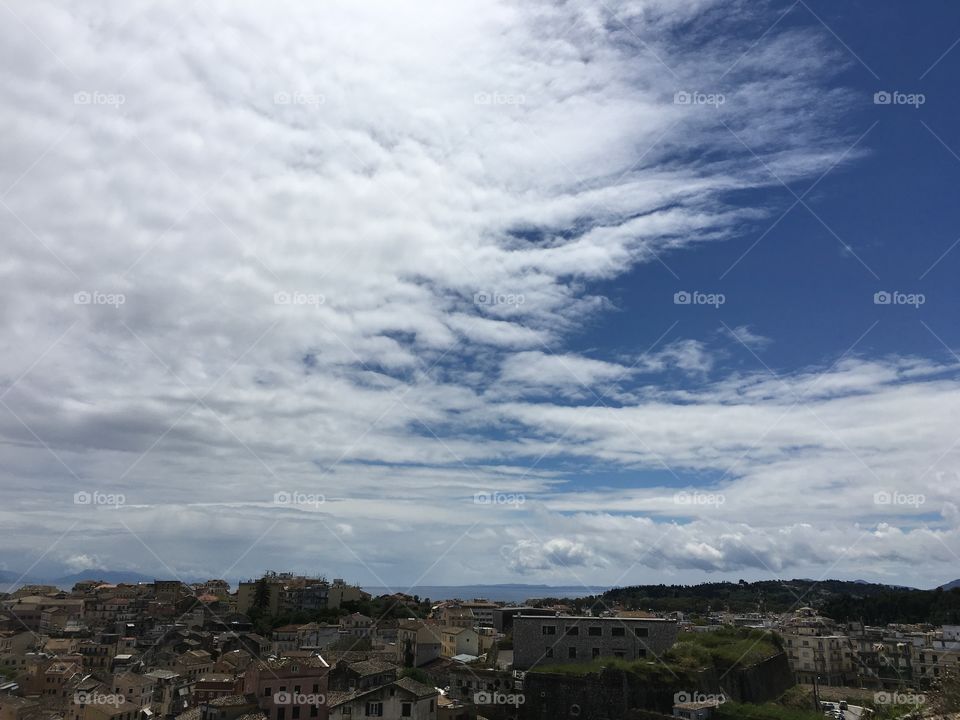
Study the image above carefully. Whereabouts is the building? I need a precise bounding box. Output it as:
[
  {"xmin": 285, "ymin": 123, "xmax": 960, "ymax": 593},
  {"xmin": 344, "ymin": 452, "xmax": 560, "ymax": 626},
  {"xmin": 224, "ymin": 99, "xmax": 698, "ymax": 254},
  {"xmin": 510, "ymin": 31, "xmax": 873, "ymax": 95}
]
[
  {"xmin": 435, "ymin": 606, "xmax": 474, "ymax": 630},
  {"xmin": 325, "ymin": 582, "xmax": 366, "ymax": 611},
  {"xmin": 270, "ymin": 627, "xmax": 301, "ymax": 656},
  {"xmin": 459, "ymin": 602, "xmax": 498, "ymax": 629},
  {"xmin": 296, "ymin": 624, "xmax": 341, "ymax": 652},
  {"xmin": 397, "ymin": 622, "xmax": 442, "ymax": 668},
  {"xmin": 491, "ymin": 607, "xmax": 555, "ymax": 634},
  {"xmin": 439, "ymin": 628, "xmax": 478, "ymax": 659},
  {"xmin": 911, "ymin": 624, "xmax": 960, "ymax": 685},
  {"xmin": 237, "ymin": 576, "xmax": 366, "ymax": 617},
  {"xmin": 154, "ymin": 581, "xmax": 190, "ymax": 605},
  {"xmin": 144, "ymin": 668, "xmax": 194, "ymax": 718},
  {"xmin": 511, "ymin": 615, "xmax": 679, "ymax": 670},
  {"xmin": 781, "ymin": 608, "xmax": 855, "ymax": 686},
  {"xmin": 193, "ymin": 674, "xmax": 243, "ymax": 703},
  {"xmin": 338, "ymin": 614, "xmax": 371, "ymax": 640},
  {"xmin": 242, "ymin": 655, "xmax": 330, "ymax": 720},
  {"xmin": 111, "ymin": 672, "xmax": 155, "ymax": 709},
  {"xmin": 326, "ymin": 677, "xmax": 437, "ymax": 720}
]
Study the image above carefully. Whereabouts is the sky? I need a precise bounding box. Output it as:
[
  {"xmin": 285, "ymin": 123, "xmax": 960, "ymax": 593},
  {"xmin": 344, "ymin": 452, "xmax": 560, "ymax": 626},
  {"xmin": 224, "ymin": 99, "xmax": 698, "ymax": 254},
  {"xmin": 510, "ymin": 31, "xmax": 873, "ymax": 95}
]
[{"xmin": 2, "ymin": 0, "xmax": 960, "ymax": 593}]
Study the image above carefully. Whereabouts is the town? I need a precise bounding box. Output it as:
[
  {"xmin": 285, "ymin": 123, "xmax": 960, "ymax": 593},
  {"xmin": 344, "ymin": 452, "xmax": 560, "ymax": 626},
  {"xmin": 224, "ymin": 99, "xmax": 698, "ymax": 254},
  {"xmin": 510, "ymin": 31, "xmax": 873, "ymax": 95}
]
[{"xmin": 1, "ymin": 574, "xmax": 959, "ymax": 720}]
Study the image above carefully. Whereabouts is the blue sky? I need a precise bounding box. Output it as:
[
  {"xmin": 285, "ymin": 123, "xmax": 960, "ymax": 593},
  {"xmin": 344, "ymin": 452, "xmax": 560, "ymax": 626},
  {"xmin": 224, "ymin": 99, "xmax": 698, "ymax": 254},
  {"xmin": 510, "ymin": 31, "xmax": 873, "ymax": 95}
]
[{"xmin": 2, "ymin": 0, "xmax": 960, "ymax": 592}]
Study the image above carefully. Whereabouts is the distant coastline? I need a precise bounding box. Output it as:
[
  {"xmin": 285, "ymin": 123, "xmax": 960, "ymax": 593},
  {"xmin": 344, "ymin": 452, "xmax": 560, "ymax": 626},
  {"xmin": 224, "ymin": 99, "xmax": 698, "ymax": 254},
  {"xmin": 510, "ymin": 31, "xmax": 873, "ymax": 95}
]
[{"xmin": 361, "ymin": 584, "xmax": 609, "ymax": 603}]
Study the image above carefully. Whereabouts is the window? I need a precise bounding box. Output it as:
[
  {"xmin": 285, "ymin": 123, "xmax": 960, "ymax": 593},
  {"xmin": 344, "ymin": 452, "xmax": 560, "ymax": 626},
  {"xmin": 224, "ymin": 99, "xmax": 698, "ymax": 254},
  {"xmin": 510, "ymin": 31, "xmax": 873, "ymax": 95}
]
[
  {"xmin": 276, "ymin": 709, "xmax": 285, "ymax": 720},
  {"xmin": 292, "ymin": 708, "xmax": 300, "ymax": 720},
  {"xmin": 309, "ymin": 707, "xmax": 317, "ymax": 718},
  {"xmin": 612, "ymin": 627, "xmax": 625, "ymax": 637},
  {"xmin": 568, "ymin": 647, "xmax": 577, "ymax": 659},
  {"xmin": 542, "ymin": 626, "xmax": 556, "ymax": 636},
  {"xmin": 365, "ymin": 702, "xmax": 383, "ymax": 717},
  {"xmin": 613, "ymin": 651, "xmax": 625, "ymax": 658},
  {"xmin": 265, "ymin": 688, "xmax": 272, "ymax": 698},
  {"xmin": 588, "ymin": 627, "xmax": 602, "ymax": 637},
  {"xmin": 592, "ymin": 648, "xmax": 600, "ymax": 659},
  {"xmin": 635, "ymin": 627, "xmax": 648, "ymax": 638},
  {"xmin": 638, "ymin": 649, "xmax": 647, "ymax": 658},
  {"xmin": 401, "ymin": 703, "xmax": 412, "ymax": 717}
]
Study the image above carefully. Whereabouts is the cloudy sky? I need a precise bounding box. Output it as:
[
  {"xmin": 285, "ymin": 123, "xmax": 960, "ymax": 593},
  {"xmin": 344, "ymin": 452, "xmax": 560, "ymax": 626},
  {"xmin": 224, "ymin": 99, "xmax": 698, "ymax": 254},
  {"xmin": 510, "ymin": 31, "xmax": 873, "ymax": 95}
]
[{"xmin": 2, "ymin": 0, "xmax": 960, "ymax": 592}]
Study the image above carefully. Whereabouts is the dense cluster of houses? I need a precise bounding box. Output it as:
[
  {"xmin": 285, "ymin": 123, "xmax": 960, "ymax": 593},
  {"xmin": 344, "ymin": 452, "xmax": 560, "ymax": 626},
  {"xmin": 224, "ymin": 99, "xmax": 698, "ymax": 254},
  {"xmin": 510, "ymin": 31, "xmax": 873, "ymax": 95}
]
[
  {"xmin": 0, "ymin": 576, "xmax": 695, "ymax": 720},
  {"xmin": 21, "ymin": 576, "xmax": 958, "ymax": 718}
]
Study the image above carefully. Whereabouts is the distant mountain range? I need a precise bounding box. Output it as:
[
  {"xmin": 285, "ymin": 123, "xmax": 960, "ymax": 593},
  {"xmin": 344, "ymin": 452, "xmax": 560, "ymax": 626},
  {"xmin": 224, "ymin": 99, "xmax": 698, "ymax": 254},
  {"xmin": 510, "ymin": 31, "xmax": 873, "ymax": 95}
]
[
  {"xmin": 1, "ymin": 569, "xmax": 178, "ymax": 591},
  {"xmin": 939, "ymin": 579, "xmax": 960, "ymax": 590}
]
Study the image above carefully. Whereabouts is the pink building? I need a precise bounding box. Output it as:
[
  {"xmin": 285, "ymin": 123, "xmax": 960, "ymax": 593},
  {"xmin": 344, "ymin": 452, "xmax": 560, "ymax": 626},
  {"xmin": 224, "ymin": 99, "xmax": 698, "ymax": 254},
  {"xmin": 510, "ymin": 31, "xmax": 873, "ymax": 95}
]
[{"xmin": 243, "ymin": 656, "xmax": 330, "ymax": 720}]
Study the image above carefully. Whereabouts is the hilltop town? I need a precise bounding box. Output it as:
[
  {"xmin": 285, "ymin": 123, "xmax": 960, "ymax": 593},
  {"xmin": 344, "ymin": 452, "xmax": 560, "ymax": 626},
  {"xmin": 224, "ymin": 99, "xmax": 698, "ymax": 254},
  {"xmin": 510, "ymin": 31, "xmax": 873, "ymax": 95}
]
[{"xmin": 1, "ymin": 574, "xmax": 960, "ymax": 720}]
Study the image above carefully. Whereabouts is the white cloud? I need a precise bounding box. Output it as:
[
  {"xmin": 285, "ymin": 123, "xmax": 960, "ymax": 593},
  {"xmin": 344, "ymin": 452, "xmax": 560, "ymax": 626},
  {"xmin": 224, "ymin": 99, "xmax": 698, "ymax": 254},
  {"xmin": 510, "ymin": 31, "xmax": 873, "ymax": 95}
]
[{"xmin": 3, "ymin": 0, "xmax": 950, "ymax": 589}]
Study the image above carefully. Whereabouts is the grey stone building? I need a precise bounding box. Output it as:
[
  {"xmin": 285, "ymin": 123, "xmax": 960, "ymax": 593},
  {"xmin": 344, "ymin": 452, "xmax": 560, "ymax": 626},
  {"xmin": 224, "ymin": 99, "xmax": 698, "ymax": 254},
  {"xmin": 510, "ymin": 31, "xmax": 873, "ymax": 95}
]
[{"xmin": 512, "ymin": 615, "xmax": 679, "ymax": 670}]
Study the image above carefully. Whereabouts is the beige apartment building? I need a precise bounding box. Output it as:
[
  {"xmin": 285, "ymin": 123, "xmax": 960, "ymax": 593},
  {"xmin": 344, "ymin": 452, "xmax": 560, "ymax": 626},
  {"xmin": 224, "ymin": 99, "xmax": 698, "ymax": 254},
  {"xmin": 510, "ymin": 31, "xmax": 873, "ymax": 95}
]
[{"xmin": 781, "ymin": 608, "xmax": 856, "ymax": 686}]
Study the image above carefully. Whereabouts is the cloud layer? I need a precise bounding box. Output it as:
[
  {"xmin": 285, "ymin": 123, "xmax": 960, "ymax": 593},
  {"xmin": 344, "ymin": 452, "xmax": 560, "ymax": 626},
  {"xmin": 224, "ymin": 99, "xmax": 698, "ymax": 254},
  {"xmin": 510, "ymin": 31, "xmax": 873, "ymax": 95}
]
[{"xmin": 1, "ymin": 0, "xmax": 957, "ymax": 590}]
